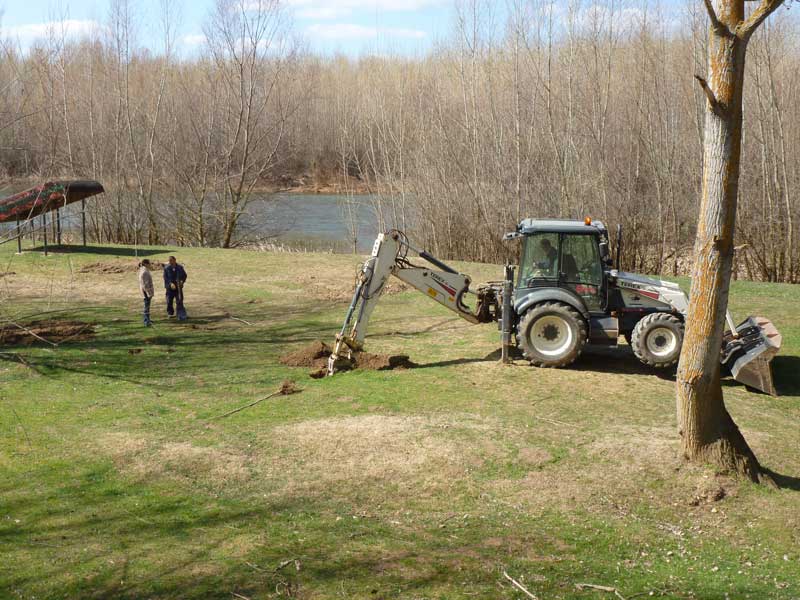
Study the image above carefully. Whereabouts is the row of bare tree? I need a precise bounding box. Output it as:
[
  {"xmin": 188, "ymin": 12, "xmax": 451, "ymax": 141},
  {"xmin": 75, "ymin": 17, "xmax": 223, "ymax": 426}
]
[{"xmin": 1, "ymin": 0, "xmax": 798, "ymax": 281}]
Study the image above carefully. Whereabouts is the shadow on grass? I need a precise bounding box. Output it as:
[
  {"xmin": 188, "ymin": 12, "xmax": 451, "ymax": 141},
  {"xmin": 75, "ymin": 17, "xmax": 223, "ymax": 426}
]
[
  {"xmin": 0, "ymin": 465, "xmax": 451, "ymax": 600},
  {"xmin": 573, "ymin": 345, "xmax": 676, "ymax": 380},
  {"xmin": 761, "ymin": 468, "xmax": 800, "ymax": 492},
  {"xmin": 771, "ymin": 355, "xmax": 800, "ymax": 396},
  {"xmin": 411, "ymin": 348, "xmax": 503, "ymax": 369},
  {"xmin": 26, "ymin": 244, "xmax": 171, "ymax": 257},
  {"xmin": 0, "ymin": 304, "xmax": 340, "ymax": 388}
]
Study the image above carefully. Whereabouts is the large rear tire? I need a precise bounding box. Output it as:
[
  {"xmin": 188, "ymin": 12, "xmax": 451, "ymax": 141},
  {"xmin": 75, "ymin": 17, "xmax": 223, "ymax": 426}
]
[
  {"xmin": 631, "ymin": 312, "xmax": 684, "ymax": 368},
  {"xmin": 518, "ymin": 302, "xmax": 587, "ymax": 367}
]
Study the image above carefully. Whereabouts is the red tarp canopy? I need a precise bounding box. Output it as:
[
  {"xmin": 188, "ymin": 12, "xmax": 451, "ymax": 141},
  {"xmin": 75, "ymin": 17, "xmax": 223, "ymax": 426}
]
[{"xmin": 0, "ymin": 180, "xmax": 104, "ymax": 223}]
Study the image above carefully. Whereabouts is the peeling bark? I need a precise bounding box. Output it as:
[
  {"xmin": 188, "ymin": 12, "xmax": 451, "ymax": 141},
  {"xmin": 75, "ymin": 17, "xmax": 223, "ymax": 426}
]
[{"xmin": 677, "ymin": 0, "xmax": 784, "ymax": 483}]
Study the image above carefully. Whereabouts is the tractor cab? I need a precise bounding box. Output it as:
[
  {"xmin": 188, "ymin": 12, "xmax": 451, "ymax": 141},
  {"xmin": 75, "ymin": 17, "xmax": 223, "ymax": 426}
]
[{"xmin": 511, "ymin": 218, "xmax": 611, "ymax": 313}]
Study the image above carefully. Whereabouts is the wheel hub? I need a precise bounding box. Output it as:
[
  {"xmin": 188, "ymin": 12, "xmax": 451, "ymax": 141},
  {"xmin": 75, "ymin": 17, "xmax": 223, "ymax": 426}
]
[
  {"xmin": 646, "ymin": 326, "xmax": 678, "ymax": 358},
  {"xmin": 531, "ymin": 315, "xmax": 574, "ymax": 357}
]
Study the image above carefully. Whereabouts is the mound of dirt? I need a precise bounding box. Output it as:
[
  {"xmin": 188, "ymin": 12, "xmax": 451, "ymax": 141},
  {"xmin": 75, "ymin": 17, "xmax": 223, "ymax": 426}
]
[
  {"xmin": 280, "ymin": 340, "xmax": 417, "ymax": 378},
  {"xmin": 354, "ymin": 353, "xmax": 416, "ymax": 370},
  {"xmin": 280, "ymin": 340, "xmax": 332, "ymax": 368},
  {"xmin": 79, "ymin": 261, "xmax": 163, "ymax": 274},
  {"xmin": 0, "ymin": 320, "xmax": 95, "ymax": 345}
]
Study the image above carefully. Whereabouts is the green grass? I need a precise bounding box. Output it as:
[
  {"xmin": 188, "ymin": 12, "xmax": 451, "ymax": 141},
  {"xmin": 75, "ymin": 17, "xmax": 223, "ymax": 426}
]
[{"xmin": 1, "ymin": 242, "xmax": 799, "ymax": 599}]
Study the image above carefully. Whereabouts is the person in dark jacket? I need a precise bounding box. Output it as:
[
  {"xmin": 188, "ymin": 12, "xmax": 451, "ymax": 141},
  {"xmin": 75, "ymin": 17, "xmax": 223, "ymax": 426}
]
[{"xmin": 163, "ymin": 256, "xmax": 188, "ymax": 320}]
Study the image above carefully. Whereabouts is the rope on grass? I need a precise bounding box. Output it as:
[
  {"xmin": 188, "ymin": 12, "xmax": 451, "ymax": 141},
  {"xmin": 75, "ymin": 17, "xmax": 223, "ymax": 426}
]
[{"xmin": 208, "ymin": 380, "xmax": 301, "ymax": 420}]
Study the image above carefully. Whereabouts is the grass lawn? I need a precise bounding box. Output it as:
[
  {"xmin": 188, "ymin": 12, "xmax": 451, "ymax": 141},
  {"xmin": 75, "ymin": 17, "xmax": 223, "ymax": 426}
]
[{"xmin": 1, "ymin": 241, "xmax": 799, "ymax": 599}]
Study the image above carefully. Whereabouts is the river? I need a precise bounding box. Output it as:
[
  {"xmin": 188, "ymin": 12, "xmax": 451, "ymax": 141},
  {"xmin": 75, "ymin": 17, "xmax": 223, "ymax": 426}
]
[{"xmin": 1, "ymin": 193, "xmax": 391, "ymax": 253}]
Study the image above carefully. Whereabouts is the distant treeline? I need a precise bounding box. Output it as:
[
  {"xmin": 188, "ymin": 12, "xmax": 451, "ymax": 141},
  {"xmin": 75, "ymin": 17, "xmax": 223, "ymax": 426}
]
[{"xmin": 0, "ymin": 0, "xmax": 798, "ymax": 282}]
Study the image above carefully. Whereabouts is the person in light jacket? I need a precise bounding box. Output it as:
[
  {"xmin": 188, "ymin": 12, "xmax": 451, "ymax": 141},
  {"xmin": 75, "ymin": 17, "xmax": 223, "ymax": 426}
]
[{"xmin": 138, "ymin": 259, "xmax": 155, "ymax": 327}]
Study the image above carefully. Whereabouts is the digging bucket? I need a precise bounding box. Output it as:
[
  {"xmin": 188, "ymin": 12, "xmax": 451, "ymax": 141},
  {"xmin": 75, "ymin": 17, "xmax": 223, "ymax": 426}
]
[{"xmin": 721, "ymin": 316, "xmax": 782, "ymax": 396}]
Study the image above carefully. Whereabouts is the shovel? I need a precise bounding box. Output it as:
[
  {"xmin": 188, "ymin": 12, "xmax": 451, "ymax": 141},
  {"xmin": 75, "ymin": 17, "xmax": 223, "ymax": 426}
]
[{"xmin": 721, "ymin": 313, "xmax": 782, "ymax": 396}]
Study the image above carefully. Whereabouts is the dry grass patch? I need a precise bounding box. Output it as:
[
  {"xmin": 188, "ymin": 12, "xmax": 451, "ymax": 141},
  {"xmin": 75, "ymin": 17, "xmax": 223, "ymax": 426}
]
[
  {"xmin": 100, "ymin": 432, "xmax": 250, "ymax": 487},
  {"xmin": 265, "ymin": 415, "xmax": 495, "ymax": 497},
  {"xmin": 287, "ymin": 273, "xmax": 410, "ymax": 303},
  {"xmin": 492, "ymin": 425, "xmax": 740, "ymax": 514}
]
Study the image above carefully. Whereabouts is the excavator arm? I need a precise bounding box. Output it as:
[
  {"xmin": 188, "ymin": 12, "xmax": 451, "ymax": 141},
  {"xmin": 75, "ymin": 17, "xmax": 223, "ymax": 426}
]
[{"xmin": 327, "ymin": 231, "xmax": 497, "ymax": 375}]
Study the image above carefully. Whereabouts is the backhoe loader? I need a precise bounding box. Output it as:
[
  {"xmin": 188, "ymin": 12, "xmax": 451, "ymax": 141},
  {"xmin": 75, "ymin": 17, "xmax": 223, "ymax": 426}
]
[{"xmin": 327, "ymin": 219, "xmax": 781, "ymax": 395}]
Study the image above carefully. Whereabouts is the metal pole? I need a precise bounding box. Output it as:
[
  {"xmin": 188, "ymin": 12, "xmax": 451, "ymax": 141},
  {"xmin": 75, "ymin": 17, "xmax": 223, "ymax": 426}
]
[
  {"xmin": 42, "ymin": 212, "xmax": 48, "ymax": 256},
  {"xmin": 56, "ymin": 207, "xmax": 62, "ymax": 245},
  {"xmin": 81, "ymin": 198, "xmax": 86, "ymax": 246},
  {"xmin": 16, "ymin": 219, "xmax": 22, "ymax": 253},
  {"xmin": 501, "ymin": 264, "xmax": 515, "ymax": 364}
]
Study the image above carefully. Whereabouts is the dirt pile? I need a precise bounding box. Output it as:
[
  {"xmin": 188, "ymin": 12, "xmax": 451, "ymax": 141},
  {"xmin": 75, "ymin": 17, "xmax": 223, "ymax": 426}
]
[
  {"xmin": 0, "ymin": 320, "xmax": 95, "ymax": 345},
  {"xmin": 280, "ymin": 340, "xmax": 416, "ymax": 378},
  {"xmin": 79, "ymin": 261, "xmax": 163, "ymax": 274},
  {"xmin": 280, "ymin": 340, "xmax": 332, "ymax": 368},
  {"xmin": 355, "ymin": 353, "xmax": 416, "ymax": 370}
]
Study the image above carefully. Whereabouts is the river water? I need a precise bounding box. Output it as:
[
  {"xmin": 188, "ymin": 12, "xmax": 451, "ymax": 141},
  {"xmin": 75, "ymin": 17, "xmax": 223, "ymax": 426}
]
[
  {"xmin": 245, "ymin": 194, "xmax": 382, "ymax": 252},
  {"xmin": 1, "ymin": 193, "xmax": 390, "ymax": 253}
]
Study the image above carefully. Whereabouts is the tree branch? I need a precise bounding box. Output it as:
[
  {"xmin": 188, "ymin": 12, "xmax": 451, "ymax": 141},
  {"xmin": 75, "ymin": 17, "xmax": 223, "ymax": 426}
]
[
  {"xmin": 737, "ymin": 0, "xmax": 786, "ymax": 40},
  {"xmin": 703, "ymin": 0, "xmax": 732, "ymax": 37},
  {"xmin": 694, "ymin": 75, "xmax": 726, "ymax": 117}
]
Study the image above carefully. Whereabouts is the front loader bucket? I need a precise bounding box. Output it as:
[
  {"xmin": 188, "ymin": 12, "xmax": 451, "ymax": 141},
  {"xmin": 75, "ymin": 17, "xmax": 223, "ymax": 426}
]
[{"xmin": 721, "ymin": 316, "xmax": 782, "ymax": 396}]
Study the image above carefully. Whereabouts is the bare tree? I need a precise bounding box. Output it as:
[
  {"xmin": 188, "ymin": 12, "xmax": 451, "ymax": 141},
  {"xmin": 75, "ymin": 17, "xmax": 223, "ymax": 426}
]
[
  {"xmin": 204, "ymin": 0, "xmax": 297, "ymax": 248},
  {"xmin": 676, "ymin": 0, "xmax": 787, "ymax": 483}
]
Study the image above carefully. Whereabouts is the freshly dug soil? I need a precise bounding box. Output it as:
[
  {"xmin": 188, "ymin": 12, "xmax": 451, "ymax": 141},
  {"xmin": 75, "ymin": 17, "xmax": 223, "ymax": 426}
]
[
  {"xmin": 79, "ymin": 261, "xmax": 163, "ymax": 274},
  {"xmin": 354, "ymin": 353, "xmax": 417, "ymax": 370},
  {"xmin": 0, "ymin": 320, "xmax": 95, "ymax": 345},
  {"xmin": 280, "ymin": 340, "xmax": 417, "ymax": 378},
  {"xmin": 280, "ymin": 340, "xmax": 332, "ymax": 368}
]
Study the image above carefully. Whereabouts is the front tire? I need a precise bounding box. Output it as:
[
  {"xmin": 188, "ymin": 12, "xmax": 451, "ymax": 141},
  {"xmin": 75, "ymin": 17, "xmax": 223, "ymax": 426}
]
[
  {"xmin": 518, "ymin": 302, "xmax": 587, "ymax": 367},
  {"xmin": 631, "ymin": 312, "xmax": 684, "ymax": 368}
]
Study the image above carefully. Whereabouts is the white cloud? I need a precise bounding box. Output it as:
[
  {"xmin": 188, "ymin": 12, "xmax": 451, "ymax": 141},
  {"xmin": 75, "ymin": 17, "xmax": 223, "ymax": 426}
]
[
  {"xmin": 3, "ymin": 19, "xmax": 101, "ymax": 45},
  {"xmin": 289, "ymin": 0, "xmax": 446, "ymax": 20},
  {"xmin": 574, "ymin": 4, "xmax": 645, "ymax": 34},
  {"xmin": 181, "ymin": 33, "xmax": 207, "ymax": 47},
  {"xmin": 306, "ymin": 23, "xmax": 426, "ymax": 40}
]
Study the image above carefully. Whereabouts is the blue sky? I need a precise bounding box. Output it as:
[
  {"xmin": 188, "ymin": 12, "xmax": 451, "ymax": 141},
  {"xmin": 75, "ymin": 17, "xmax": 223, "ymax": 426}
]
[
  {"xmin": 0, "ymin": 0, "xmax": 456, "ymax": 55},
  {"xmin": 0, "ymin": 0, "xmax": 690, "ymax": 56}
]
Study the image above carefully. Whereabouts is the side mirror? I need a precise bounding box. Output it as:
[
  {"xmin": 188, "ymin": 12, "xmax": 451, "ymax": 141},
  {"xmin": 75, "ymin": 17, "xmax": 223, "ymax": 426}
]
[{"xmin": 599, "ymin": 241, "xmax": 612, "ymax": 267}]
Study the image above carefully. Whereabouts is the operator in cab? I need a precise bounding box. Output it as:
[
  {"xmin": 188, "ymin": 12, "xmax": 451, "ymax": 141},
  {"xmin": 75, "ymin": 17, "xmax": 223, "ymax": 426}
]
[{"xmin": 538, "ymin": 238, "xmax": 558, "ymax": 275}]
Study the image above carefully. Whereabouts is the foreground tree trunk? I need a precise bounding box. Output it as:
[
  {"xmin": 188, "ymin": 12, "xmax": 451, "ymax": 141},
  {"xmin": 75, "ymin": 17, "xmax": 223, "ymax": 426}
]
[{"xmin": 677, "ymin": 0, "xmax": 784, "ymax": 483}]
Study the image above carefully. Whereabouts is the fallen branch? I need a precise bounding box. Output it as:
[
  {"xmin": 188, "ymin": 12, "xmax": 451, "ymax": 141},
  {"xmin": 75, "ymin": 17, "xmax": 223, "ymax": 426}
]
[
  {"xmin": 502, "ymin": 571, "xmax": 538, "ymax": 600},
  {"xmin": 228, "ymin": 316, "xmax": 254, "ymax": 326},
  {"xmin": 274, "ymin": 558, "xmax": 301, "ymax": 573},
  {"xmin": 231, "ymin": 593, "xmax": 251, "ymax": 600},
  {"xmin": 531, "ymin": 415, "xmax": 573, "ymax": 427},
  {"xmin": 244, "ymin": 561, "xmax": 267, "ymax": 573},
  {"xmin": 0, "ymin": 351, "xmax": 34, "ymax": 371},
  {"xmin": 208, "ymin": 380, "xmax": 301, "ymax": 420},
  {"xmin": 10, "ymin": 404, "xmax": 33, "ymax": 450},
  {"xmin": 576, "ymin": 583, "xmax": 627, "ymax": 600},
  {"xmin": 0, "ymin": 319, "xmax": 57, "ymax": 347}
]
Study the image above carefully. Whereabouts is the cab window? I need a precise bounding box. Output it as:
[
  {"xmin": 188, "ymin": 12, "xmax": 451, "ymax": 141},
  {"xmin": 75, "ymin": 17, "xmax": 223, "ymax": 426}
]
[
  {"xmin": 519, "ymin": 232, "xmax": 559, "ymax": 285},
  {"xmin": 561, "ymin": 233, "xmax": 604, "ymax": 310}
]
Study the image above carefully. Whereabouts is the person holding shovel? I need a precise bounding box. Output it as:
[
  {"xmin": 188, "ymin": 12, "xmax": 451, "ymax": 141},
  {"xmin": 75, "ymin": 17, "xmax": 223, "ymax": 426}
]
[
  {"xmin": 138, "ymin": 259, "xmax": 155, "ymax": 327},
  {"xmin": 163, "ymin": 256, "xmax": 188, "ymax": 321}
]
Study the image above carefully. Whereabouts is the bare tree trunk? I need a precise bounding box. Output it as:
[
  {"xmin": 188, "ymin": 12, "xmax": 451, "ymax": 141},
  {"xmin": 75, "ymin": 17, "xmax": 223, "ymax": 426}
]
[{"xmin": 676, "ymin": 0, "xmax": 784, "ymax": 483}]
